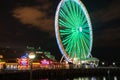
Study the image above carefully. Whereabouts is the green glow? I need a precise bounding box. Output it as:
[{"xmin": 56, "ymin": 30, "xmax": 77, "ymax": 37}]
[{"xmin": 58, "ymin": 0, "xmax": 91, "ymax": 60}]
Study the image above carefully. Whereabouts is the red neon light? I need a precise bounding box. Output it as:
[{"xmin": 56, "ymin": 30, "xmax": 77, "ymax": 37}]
[{"xmin": 19, "ymin": 58, "xmax": 29, "ymax": 66}]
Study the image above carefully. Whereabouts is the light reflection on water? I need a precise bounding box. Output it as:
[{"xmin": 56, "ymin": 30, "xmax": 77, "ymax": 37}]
[
  {"xmin": 73, "ymin": 76, "xmax": 118, "ymax": 80},
  {"xmin": 38, "ymin": 76, "xmax": 119, "ymax": 80}
]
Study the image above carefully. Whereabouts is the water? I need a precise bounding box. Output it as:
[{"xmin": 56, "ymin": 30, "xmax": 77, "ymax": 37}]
[
  {"xmin": 72, "ymin": 76, "xmax": 118, "ymax": 80},
  {"xmin": 37, "ymin": 76, "xmax": 120, "ymax": 80},
  {"xmin": 1, "ymin": 67, "xmax": 120, "ymax": 80}
]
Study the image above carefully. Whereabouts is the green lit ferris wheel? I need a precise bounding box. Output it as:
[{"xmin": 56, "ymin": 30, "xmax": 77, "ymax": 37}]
[{"xmin": 55, "ymin": 0, "xmax": 93, "ymax": 64}]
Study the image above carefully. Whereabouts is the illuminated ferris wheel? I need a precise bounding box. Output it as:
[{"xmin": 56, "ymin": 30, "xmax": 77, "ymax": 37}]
[{"xmin": 55, "ymin": 0, "xmax": 93, "ymax": 64}]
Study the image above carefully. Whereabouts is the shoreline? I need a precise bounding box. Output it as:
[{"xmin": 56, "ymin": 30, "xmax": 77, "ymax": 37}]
[{"xmin": 0, "ymin": 67, "xmax": 120, "ymax": 79}]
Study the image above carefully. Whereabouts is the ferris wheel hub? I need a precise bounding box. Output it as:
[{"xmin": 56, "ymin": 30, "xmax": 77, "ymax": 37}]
[{"xmin": 79, "ymin": 27, "xmax": 83, "ymax": 32}]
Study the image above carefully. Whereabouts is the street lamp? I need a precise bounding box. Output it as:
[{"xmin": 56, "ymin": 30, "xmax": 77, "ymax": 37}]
[
  {"xmin": 28, "ymin": 52, "xmax": 36, "ymax": 80},
  {"xmin": 102, "ymin": 62, "xmax": 105, "ymax": 66},
  {"xmin": 112, "ymin": 62, "xmax": 116, "ymax": 66}
]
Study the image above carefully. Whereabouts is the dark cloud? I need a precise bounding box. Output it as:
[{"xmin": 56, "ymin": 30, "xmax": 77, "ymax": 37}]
[
  {"xmin": 91, "ymin": 0, "xmax": 120, "ymax": 24},
  {"xmin": 94, "ymin": 27, "xmax": 120, "ymax": 47},
  {"xmin": 89, "ymin": 0, "xmax": 120, "ymax": 48},
  {"xmin": 86, "ymin": 0, "xmax": 120, "ymax": 61},
  {"xmin": 13, "ymin": 1, "xmax": 54, "ymax": 34}
]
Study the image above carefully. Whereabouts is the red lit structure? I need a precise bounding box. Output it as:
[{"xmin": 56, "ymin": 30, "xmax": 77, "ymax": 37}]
[
  {"xmin": 19, "ymin": 58, "xmax": 29, "ymax": 66},
  {"xmin": 17, "ymin": 58, "xmax": 30, "ymax": 70}
]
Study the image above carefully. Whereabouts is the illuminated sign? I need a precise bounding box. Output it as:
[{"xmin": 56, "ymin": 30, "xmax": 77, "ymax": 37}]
[
  {"xmin": 40, "ymin": 59, "xmax": 53, "ymax": 65},
  {"xmin": 19, "ymin": 58, "xmax": 29, "ymax": 66}
]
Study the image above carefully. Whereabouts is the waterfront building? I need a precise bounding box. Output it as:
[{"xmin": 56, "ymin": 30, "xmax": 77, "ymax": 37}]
[{"xmin": 0, "ymin": 55, "xmax": 5, "ymax": 69}]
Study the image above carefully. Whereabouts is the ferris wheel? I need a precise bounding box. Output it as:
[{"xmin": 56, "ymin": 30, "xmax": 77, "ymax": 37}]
[{"xmin": 55, "ymin": 0, "xmax": 93, "ymax": 63}]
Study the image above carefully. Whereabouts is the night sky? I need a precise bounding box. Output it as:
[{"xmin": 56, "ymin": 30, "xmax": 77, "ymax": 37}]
[{"xmin": 0, "ymin": 0, "xmax": 120, "ymax": 62}]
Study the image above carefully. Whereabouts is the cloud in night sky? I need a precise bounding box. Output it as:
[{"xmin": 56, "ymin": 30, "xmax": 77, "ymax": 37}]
[
  {"xmin": 94, "ymin": 26, "xmax": 120, "ymax": 47},
  {"xmin": 92, "ymin": 0, "xmax": 120, "ymax": 24},
  {"xmin": 13, "ymin": 2, "xmax": 54, "ymax": 34},
  {"xmin": 91, "ymin": 0, "xmax": 120, "ymax": 47}
]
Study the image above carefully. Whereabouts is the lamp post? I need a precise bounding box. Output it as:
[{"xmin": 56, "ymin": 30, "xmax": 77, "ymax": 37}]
[{"xmin": 28, "ymin": 52, "xmax": 36, "ymax": 80}]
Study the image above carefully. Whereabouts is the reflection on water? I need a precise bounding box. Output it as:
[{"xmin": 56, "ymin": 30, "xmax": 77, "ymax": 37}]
[
  {"xmin": 39, "ymin": 76, "xmax": 119, "ymax": 80},
  {"xmin": 73, "ymin": 76, "xmax": 118, "ymax": 80},
  {"xmin": 114, "ymin": 76, "xmax": 117, "ymax": 80}
]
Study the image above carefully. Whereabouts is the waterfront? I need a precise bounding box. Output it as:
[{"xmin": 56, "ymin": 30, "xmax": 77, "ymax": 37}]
[
  {"xmin": 0, "ymin": 67, "xmax": 120, "ymax": 80},
  {"xmin": 0, "ymin": 73, "xmax": 120, "ymax": 80},
  {"xmin": 1, "ymin": 75, "xmax": 120, "ymax": 80},
  {"xmin": 37, "ymin": 76, "xmax": 120, "ymax": 80}
]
